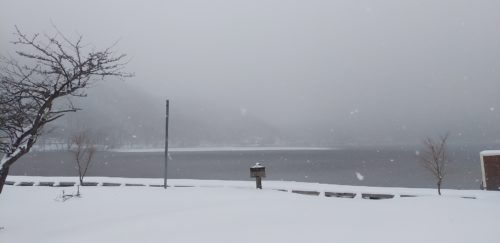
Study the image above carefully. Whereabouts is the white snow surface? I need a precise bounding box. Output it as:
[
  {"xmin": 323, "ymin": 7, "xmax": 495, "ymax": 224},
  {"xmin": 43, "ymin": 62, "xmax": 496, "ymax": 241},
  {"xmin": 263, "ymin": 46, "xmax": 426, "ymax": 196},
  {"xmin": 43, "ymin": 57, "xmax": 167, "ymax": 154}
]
[
  {"xmin": 480, "ymin": 150, "xmax": 500, "ymax": 156},
  {"xmin": 251, "ymin": 162, "xmax": 264, "ymax": 168},
  {"xmin": 1, "ymin": 176, "xmax": 500, "ymax": 243}
]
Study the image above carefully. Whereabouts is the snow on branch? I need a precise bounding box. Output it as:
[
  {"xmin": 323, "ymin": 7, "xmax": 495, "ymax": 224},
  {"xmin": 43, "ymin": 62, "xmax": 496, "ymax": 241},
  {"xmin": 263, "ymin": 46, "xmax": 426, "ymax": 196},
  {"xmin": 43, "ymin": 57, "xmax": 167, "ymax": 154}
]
[{"xmin": 0, "ymin": 26, "xmax": 132, "ymax": 169}]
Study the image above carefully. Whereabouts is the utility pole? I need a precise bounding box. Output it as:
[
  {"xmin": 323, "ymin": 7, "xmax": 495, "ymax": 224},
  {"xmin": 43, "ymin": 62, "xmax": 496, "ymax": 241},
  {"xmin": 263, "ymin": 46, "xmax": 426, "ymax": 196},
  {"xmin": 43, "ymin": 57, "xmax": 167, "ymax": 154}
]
[{"xmin": 164, "ymin": 99, "xmax": 169, "ymax": 189}]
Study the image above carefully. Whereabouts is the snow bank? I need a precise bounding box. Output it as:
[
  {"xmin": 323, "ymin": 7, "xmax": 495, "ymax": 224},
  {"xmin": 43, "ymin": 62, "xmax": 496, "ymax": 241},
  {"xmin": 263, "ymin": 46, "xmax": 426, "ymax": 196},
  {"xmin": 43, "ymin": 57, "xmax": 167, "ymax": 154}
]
[{"xmin": 1, "ymin": 177, "xmax": 499, "ymax": 243}]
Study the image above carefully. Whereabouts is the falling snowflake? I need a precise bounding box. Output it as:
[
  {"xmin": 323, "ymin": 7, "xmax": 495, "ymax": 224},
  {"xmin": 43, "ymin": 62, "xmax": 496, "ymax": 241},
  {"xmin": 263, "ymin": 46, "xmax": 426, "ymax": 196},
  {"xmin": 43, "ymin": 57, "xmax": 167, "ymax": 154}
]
[
  {"xmin": 355, "ymin": 172, "xmax": 364, "ymax": 181},
  {"xmin": 240, "ymin": 108, "xmax": 247, "ymax": 116}
]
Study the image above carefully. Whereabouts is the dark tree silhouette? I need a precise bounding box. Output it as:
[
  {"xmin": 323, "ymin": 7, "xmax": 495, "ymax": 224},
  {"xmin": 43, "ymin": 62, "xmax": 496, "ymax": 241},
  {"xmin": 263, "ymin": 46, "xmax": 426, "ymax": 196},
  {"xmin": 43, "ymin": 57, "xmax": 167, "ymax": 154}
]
[
  {"xmin": 0, "ymin": 26, "xmax": 131, "ymax": 194},
  {"xmin": 418, "ymin": 133, "xmax": 450, "ymax": 195},
  {"xmin": 71, "ymin": 131, "xmax": 97, "ymax": 185}
]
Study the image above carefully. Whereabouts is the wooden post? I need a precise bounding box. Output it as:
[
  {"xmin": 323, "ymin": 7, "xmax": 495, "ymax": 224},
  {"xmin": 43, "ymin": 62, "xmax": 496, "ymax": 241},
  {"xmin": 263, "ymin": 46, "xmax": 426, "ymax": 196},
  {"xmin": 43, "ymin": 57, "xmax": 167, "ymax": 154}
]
[
  {"xmin": 250, "ymin": 163, "xmax": 265, "ymax": 189},
  {"xmin": 256, "ymin": 176, "xmax": 262, "ymax": 189},
  {"xmin": 164, "ymin": 99, "xmax": 169, "ymax": 189}
]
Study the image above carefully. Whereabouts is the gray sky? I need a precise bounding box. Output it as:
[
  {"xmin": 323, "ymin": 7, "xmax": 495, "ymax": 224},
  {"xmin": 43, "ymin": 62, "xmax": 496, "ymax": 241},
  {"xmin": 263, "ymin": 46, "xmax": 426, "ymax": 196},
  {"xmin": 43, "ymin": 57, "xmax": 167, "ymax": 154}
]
[{"xmin": 1, "ymin": 0, "xmax": 500, "ymax": 146}]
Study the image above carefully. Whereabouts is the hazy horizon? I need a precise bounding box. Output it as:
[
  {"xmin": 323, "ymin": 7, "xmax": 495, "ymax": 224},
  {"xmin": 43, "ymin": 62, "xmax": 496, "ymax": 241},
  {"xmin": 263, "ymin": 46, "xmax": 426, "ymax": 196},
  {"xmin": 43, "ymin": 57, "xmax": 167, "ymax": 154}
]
[{"xmin": 1, "ymin": 0, "xmax": 500, "ymax": 147}]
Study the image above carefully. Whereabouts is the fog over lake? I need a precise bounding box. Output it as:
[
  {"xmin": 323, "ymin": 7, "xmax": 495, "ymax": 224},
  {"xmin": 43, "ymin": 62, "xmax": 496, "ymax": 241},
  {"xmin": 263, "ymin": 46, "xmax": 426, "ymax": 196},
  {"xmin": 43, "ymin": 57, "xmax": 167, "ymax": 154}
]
[{"xmin": 1, "ymin": 1, "xmax": 499, "ymax": 147}]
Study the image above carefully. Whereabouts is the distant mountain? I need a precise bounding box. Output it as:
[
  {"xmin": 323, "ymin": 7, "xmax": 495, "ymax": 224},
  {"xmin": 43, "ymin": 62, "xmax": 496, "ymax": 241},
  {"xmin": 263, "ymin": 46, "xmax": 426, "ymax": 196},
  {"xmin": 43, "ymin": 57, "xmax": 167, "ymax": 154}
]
[{"xmin": 41, "ymin": 81, "xmax": 284, "ymax": 149}]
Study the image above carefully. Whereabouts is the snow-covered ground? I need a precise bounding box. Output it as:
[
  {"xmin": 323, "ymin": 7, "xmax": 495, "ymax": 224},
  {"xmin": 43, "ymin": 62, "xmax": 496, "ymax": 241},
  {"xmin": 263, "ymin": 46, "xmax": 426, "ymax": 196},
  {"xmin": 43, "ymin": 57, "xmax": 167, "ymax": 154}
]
[{"xmin": 1, "ymin": 176, "xmax": 499, "ymax": 243}]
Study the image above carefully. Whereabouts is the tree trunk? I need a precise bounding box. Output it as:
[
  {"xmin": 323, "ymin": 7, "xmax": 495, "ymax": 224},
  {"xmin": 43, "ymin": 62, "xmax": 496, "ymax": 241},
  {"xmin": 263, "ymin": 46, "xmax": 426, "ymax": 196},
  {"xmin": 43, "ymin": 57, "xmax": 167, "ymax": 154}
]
[
  {"xmin": 0, "ymin": 166, "xmax": 10, "ymax": 194},
  {"xmin": 437, "ymin": 179, "xmax": 442, "ymax": 196}
]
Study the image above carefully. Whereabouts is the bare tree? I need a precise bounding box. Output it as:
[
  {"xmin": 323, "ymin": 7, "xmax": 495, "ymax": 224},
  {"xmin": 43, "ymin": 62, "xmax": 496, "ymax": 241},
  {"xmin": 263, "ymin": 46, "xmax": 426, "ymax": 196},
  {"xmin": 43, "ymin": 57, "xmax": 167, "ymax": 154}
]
[
  {"xmin": 418, "ymin": 133, "xmax": 450, "ymax": 195},
  {"xmin": 0, "ymin": 26, "xmax": 131, "ymax": 194},
  {"xmin": 71, "ymin": 131, "xmax": 96, "ymax": 185}
]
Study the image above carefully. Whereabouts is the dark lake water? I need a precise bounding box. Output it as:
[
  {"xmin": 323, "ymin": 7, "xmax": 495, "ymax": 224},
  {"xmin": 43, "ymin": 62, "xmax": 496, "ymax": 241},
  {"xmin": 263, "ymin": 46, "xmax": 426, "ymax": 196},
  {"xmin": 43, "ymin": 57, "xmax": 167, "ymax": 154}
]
[{"xmin": 10, "ymin": 145, "xmax": 488, "ymax": 189}]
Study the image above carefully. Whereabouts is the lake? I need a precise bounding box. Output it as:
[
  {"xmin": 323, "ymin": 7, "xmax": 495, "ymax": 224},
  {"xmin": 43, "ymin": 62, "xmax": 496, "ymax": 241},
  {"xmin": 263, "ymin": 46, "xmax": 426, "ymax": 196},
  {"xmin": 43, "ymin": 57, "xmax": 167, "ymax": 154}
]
[{"xmin": 10, "ymin": 145, "xmax": 487, "ymax": 189}]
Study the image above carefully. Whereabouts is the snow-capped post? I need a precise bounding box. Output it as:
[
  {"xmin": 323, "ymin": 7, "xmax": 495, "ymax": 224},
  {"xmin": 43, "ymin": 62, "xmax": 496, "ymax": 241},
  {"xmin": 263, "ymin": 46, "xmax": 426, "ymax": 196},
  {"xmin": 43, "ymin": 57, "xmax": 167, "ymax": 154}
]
[
  {"xmin": 250, "ymin": 163, "xmax": 266, "ymax": 189},
  {"xmin": 164, "ymin": 99, "xmax": 169, "ymax": 189}
]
